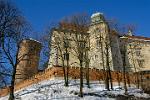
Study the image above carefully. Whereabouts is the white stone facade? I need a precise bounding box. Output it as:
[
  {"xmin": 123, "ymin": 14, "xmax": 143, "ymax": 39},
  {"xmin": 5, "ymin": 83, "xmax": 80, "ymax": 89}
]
[{"xmin": 48, "ymin": 12, "xmax": 150, "ymax": 72}]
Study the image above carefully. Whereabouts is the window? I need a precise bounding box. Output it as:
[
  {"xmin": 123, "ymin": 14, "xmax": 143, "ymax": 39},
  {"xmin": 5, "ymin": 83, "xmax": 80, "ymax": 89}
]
[
  {"xmin": 77, "ymin": 34, "xmax": 82, "ymax": 40},
  {"xmin": 137, "ymin": 59, "xmax": 144, "ymax": 68},
  {"xmin": 64, "ymin": 53, "xmax": 69, "ymax": 60},
  {"xmin": 135, "ymin": 50, "xmax": 141, "ymax": 56},
  {"xmin": 29, "ymin": 46, "xmax": 35, "ymax": 52},
  {"xmin": 79, "ymin": 42, "xmax": 86, "ymax": 49},
  {"xmin": 64, "ymin": 39, "xmax": 69, "ymax": 48},
  {"xmin": 96, "ymin": 28, "xmax": 102, "ymax": 33},
  {"xmin": 96, "ymin": 40, "xmax": 101, "ymax": 47},
  {"xmin": 95, "ymin": 55, "xmax": 98, "ymax": 59}
]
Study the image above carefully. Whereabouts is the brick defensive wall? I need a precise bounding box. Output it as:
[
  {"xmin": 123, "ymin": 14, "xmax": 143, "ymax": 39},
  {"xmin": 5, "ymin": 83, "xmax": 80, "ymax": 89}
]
[{"xmin": 0, "ymin": 66, "xmax": 149, "ymax": 97}]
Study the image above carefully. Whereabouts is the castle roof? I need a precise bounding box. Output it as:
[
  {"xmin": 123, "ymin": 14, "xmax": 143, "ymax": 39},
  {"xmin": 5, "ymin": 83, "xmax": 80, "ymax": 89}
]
[
  {"xmin": 125, "ymin": 35, "xmax": 150, "ymax": 41},
  {"xmin": 91, "ymin": 12, "xmax": 103, "ymax": 18}
]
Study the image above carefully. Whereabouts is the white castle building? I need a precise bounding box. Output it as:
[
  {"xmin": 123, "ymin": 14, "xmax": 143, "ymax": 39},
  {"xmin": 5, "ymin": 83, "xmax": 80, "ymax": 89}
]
[{"xmin": 48, "ymin": 12, "xmax": 150, "ymax": 72}]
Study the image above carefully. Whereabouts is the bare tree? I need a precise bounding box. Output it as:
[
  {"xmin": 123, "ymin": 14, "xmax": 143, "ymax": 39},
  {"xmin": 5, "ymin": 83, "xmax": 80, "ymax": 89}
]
[
  {"xmin": 60, "ymin": 13, "xmax": 90, "ymax": 97},
  {"xmin": 38, "ymin": 22, "xmax": 59, "ymax": 70},
  {"xmin": 72, "ymin": 28, "xmax": 89, "ymax": 97},
  {"xmin": 49, "ymin": 25, "xmax": 71, "ymax": 86},
  {"xmin": 39, "ymin": 32, "xmax": 51, "ymax": 70},
  {"xmin": 104, "ymin": 33, "xmax": 114, "ymax": 90},
  {"xmin": 120, "ymin": 37, "xmax": 128, "ymax": 94},
  {"xmin": 91, "ymin": 27, "xmax": 108, "ymax": 89},
  {"xmin": 108, "ymin": 19, "xmax": 138, "ymax": 92},
  {"xmin": 128, "ymin": 39, "xmax": 144, "ymax": 89},
  {"xmin": 97, "ymin": 21, "xmax": 115, "ymax": 91},
  {"xmin": 0, "ymin": 0, "xmax": 29, "ymax": 99}
]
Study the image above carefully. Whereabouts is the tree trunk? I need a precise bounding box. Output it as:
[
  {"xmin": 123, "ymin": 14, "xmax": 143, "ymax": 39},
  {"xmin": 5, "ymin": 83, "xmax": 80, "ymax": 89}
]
[
  {"xmin": 79, "ymin": 60, "xmax": 83, "ymax": 97},
  {"xmin": 9, "ymin": 46, "xmax": 19, "ymax": 100},
  {"xmin": 100, "ymin": 41, "xmax": 107, "ymax": 89},
  {"xmin": 123, "ymin": 58, "xmax": 127, "ymax": 94},
  {"xmin": 2, "ymin": 44, "xmax": 17, "ymax": 100},
  {"xmin": 117, "ymin": 71, "xmax": 121, "ymax": 87},
  {"xmin": 106, "ymin": 71, "xmax": 110, "ymax": 91},
  {"xmin": 123, "ymin": 68, "xmax": 127, "ymax": 95},
  {"xmin": 86, "ymin": 61, "xmax": 90, "ymax": 88},
  {"xmin": 136, "ymin": 73, "xmax": 140, "ymax": 89},
  {"xmin": 66, "ymin": 58, "xmax": 69, "ymax": 87},
  {"xmin": 126, "ymin": 72, "xmax": 131, "ymax": 87},
  {"xmin": 140, "ymin": 72, "xmax": 143, "ymax": 88},
  {"xmin": 62, "ymin": 64, "xmax": 67, "ymax": 86},
  {"xmin": 106, "ymin": 43, "xmax": 113, "ymax": 90},
  {"xmin": 9, "ymin": 71, "xmax": 15, "ymax": 100},
  {"xmin": 61, "ymin": 54, "xmax": 67, "ymax": 86},
  {"xmin": 85, "ymin": 50, "xmax": 90, "ymax": 88},
  {"xmin": 108, "ymin": 67, "xmax": 113, "ymax": 90}
]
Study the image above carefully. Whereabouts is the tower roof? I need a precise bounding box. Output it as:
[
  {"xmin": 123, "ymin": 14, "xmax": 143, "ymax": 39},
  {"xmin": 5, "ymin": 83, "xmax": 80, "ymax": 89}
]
[
  {"xmin": 91, "ymin": 12, "xmax": 105, "ymax": 24},
  {"xmin": 91, "ymin": 12, "xmax": 103, "ymax": 18}
]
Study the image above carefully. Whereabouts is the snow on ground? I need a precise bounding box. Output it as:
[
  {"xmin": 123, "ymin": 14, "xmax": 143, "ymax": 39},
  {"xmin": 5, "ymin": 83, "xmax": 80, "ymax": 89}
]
[{"xmin": 0, "ymin": 78, "xmax": 149, "ymax": 100}]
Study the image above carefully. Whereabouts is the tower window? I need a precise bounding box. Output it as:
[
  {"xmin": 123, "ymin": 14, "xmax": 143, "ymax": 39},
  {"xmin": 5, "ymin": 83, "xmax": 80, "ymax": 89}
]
[
  {"xmin": 137, "ymin": 59, "xmax": 144, "ymax": 68},
  {"xmin": 96, "ymin": 40, "xmax": 101, "ymax": 47},
  {"xmin": 135, "ymin": 50, "xmax": 141, "ymax": 56},
  {"xmin": 64, "ymin": 39, "xmax": 69, "ymax": 48},
  {"xmin": 64, "ymin": 53, "xmax": 69, "ymax": 60},
  {"xmin": 95, "ymin": 55, "xmax": 98, "ymax": 59}
]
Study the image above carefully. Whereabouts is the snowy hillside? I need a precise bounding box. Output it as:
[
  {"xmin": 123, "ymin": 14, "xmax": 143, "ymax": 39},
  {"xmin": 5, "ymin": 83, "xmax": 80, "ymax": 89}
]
[{"xmin": 0, "ymin": 78, "xmax": 149, "ymax": 100}]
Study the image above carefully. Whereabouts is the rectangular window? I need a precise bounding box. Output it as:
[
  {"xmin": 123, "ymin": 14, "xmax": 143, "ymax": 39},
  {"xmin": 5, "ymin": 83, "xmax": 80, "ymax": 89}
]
[
  {"xmin": 79, "ymin": 42, "xmax": 85, "ymax": 48},
  {"xmin": 64, "ymin": 53, "xmax": 69, "ymax": 60},
  {"xmin": 135, "ymin": 50, "xmax": 141, "ymax": 56},
  {"xmin": 95, "ymin": 55, "xmax": 98, "ymax": 59},
  {"xmin": 137, "ymin": 59, "xmax": 144, "ymax": 68},
  {"xmin": 64, "ymin": 39, "xmax": 69, "ymax": 48},
  {"xmin": 96, "ymin": 40, "xmax": 101, "ymax": 47}
]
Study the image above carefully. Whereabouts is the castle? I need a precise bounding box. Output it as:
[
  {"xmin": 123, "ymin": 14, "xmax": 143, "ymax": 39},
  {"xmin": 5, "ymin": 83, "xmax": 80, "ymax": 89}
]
[
  {"xmin": 0, "ymin": 12, "xmax": 150, "ymax": 97},
  {"xmin": 48, "ymin": 12, "xmax": 150, "ymax": 72},
  {"xmin": 14, "ymin": 12, "xmax": 150, "ymax": 84}
]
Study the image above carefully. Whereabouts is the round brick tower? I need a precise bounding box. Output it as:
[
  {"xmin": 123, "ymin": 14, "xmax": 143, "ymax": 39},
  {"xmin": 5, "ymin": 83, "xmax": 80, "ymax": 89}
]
[{"xmin": 15, "ymin": 39, "xmax": 42, "ymax": 83}]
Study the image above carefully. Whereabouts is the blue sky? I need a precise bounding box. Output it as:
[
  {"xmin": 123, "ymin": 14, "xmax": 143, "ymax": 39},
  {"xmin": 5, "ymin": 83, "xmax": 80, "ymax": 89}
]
[{"xmin": 13, "ymin": 0, "xmax": 150, "ymax": 37}]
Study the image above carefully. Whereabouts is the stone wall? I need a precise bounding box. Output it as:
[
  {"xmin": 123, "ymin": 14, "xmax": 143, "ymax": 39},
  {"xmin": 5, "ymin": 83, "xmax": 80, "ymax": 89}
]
[{"xmin": 0, "ymin": 66, "xmax": 149, "ymax": 97}]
